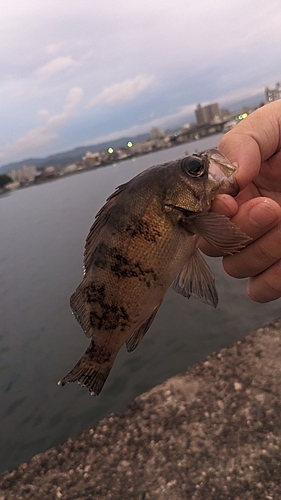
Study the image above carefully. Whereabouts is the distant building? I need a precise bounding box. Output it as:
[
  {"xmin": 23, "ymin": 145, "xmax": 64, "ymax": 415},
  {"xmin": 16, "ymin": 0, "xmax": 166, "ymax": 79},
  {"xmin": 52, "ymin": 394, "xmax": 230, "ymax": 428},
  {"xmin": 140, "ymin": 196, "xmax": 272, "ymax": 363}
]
[
  {"xmin": 195, "ymin": 103, "xmax": 221, "ymax": 125},
  {"xmin": 44, "ymin": 166, "xmax": 56, "ymax": 175},
  {"xmin": 63, "ymin": 164, "xmax": 78, "ymax": 174},
  {"xmin": 81, "ymin": 151, "xmax": 102, "ymax": 168},
  {"xmin": 265, "ymin": 82, "xmax": 281, "ymax": 102},
  {"xmin": 181, "ymin": 123, "xmax": 191, "ymax": 130},
  {"xmin": 220, "ymin": 108, "xmax": 230, "ymax": 120},
  {"xmin": 150, "ymin": 127, "xmax": 165, "ymax": 139},
  {"xmin": 9, "ymin": 165, "xmax": 40, "ymax": 183}
]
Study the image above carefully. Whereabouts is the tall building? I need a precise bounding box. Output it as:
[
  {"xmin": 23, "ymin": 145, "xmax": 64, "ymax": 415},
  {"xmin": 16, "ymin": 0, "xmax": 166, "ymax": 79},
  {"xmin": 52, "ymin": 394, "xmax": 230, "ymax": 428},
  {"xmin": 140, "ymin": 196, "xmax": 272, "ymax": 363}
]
[
  {"xmin": 195, "ymin": 103, "xmax": 220, "ymax": 125},
  {"xmin": 265, "ymin": 82, "xmax": 281, "ymax": 102}
]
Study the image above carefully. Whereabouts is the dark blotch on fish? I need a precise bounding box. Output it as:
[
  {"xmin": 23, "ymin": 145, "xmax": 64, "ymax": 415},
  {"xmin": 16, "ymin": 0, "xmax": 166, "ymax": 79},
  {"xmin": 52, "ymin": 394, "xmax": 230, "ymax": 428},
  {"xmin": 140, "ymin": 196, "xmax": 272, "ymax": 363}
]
[{"xmin": 125, "ymin": 219, "xmax": 162, "ymax": 243}]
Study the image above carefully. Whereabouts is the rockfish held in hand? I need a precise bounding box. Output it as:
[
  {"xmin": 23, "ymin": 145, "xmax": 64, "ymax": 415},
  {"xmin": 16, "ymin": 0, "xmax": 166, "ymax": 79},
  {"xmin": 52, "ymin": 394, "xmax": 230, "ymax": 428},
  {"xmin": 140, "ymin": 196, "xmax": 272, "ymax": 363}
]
[{"xmin": 58, "ymin": 149, "xmax": 250, "ymax": 395}]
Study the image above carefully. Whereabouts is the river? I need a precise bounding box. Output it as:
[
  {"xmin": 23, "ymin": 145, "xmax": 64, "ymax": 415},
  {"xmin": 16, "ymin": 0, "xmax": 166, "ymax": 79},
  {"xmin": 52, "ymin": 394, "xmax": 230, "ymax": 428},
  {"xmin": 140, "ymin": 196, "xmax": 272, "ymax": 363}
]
[{"xmin": 1, "ymin": 134, "xmax": 281, "ymax": 474}]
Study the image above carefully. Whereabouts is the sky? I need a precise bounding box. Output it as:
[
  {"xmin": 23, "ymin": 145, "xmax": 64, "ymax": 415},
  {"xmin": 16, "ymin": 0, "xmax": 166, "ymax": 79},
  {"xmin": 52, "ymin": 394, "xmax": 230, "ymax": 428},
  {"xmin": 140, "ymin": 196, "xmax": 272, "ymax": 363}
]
[{"xmin": 0, "ymin": 0, "xmax": 281, "ymax": 166}]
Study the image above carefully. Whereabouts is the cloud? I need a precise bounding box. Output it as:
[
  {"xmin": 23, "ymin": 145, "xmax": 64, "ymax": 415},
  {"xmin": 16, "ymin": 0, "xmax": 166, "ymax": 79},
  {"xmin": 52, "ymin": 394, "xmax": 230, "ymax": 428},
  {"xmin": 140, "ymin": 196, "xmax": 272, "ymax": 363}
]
[
  {"xmin": 86, "ymin": 78, "xmax": 269, "ymax": 148},
  {"xmin": 45, "ymin": 43, "xmax": 62, "ymax": 55},
  {"xmin": 87, "ymin": 74, "xmax": 155, "ymax": 108},
  {"xmin": 1, "ymin": 1, "xmax": 281, "ymax": 166},
  {"xmin": 34, "ymin": 56, "xmax": 78, "ymax": 79},
  {"xmin": 219, "ymin": 84, "xmax": 265, "ymax": 105},
  {"xmin": 86, "ymin": 103, "xmax": 196, "ymax": 146},
  {"xmin": 0, "ymin": 87, "xmax": 83, "ymax": 162}
]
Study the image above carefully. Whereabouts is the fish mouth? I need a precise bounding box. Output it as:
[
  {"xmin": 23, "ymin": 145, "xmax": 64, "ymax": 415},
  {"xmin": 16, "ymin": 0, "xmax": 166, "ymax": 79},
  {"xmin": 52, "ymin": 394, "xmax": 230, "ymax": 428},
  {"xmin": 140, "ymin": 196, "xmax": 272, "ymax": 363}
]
[
  {"xmin": 204, "ymin": 149, "xmax": 240, "ymax": 197},
  {"xmin": 216, "ymin": 177, "xmax": 240, "ymax": 196}
]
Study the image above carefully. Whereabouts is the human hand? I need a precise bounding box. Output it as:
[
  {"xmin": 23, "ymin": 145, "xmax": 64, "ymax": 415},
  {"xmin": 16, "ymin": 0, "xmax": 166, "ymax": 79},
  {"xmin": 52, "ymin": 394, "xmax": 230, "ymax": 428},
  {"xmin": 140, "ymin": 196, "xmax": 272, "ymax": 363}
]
[{"xmin": 200, "ymin": 100, "xmax": 281, "ymax": 303}]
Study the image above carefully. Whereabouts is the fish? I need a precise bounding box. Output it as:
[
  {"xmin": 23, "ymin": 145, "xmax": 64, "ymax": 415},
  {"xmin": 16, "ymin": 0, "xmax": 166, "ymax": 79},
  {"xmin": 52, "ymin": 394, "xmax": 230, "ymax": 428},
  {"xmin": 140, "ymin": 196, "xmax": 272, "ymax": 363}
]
[{"xmin": 58, "ymin": 148, "xmax": 250, "ymax": 396}]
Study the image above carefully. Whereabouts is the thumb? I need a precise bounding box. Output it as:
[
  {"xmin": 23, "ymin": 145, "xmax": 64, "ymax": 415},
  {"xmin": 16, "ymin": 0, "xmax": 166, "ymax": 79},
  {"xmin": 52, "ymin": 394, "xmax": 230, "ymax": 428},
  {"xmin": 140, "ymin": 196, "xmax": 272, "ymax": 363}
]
[{"xmin": 218, "ymin": 101, "xmax": 281, "ymax": 190}]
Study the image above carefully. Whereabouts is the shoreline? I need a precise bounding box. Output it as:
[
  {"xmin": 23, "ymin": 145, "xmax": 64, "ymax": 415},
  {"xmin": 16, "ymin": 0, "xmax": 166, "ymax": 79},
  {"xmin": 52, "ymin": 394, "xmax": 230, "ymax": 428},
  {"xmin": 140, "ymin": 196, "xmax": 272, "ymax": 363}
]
[
  {"xmin": 0, "ymin": 128, "xmax": 226, "ymax": 196},
  {"xmin": 1, "ymin": 319, "xmax": 281, "ymax": 499}
]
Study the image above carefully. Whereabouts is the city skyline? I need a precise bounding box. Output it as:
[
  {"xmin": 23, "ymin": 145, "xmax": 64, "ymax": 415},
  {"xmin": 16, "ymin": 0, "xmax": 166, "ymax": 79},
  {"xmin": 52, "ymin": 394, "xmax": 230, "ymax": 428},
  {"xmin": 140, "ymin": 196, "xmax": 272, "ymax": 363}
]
[{"xmin": 1, "ymin": 1, "xmax": 281, "ymax": 166}]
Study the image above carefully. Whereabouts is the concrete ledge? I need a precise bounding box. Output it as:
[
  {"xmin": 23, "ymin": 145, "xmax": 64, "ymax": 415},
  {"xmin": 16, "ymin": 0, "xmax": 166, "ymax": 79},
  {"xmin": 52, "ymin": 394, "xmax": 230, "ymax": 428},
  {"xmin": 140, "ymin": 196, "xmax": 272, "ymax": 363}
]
[{"xmin": 1, "ymin": 319, "xmax": 281, "ymax": 499}]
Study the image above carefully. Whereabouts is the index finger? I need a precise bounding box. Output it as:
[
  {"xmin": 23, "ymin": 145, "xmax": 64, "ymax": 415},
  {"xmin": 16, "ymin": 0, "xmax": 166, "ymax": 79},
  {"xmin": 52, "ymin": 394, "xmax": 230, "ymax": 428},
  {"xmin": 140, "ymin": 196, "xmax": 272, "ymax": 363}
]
[
  {"xmin": 218, "ymin": 101, "xmax": 281, "ymax": 190},
  {"xmin": 199, "ymin": 196, "xmax": 281, "ymax": 257}
]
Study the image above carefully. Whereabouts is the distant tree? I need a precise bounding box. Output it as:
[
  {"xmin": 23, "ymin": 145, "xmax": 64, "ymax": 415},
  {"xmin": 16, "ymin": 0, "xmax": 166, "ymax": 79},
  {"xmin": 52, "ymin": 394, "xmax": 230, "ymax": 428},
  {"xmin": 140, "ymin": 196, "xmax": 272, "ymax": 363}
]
[{"xmin": 0, "ymin": 174, "xmax": 12, "ymax": 188}]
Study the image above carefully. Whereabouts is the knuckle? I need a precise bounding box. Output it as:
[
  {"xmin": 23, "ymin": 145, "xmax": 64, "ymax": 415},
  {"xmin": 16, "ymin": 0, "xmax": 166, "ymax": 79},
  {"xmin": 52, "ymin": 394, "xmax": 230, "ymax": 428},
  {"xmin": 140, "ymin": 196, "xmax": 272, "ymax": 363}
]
[
  {"xmin": 222, "ymin": 255, "xmax": 242, "ymax": 278},
  {"xmin": 248, "ymin": 263, "xmax": 281, "ymax": 302},
  {"xmin": 252, "ymin": 241, "xmax": 273, "ymax": 264}
]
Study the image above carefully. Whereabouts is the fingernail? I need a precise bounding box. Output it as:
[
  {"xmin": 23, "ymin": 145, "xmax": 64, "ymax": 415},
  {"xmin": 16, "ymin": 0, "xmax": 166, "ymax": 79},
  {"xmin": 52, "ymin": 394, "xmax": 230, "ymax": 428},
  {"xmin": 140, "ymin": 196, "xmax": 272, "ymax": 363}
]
[{"xmin": 248, "ymin": 201, "xmax": 279, "ymax": 228}]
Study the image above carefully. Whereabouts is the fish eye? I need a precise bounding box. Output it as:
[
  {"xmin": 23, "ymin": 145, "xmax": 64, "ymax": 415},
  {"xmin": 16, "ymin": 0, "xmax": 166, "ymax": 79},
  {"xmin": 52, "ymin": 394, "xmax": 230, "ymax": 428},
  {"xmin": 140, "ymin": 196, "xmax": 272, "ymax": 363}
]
[{"xmin": 182, "ymin": 156, "xmax": 205, "ymax": 177}]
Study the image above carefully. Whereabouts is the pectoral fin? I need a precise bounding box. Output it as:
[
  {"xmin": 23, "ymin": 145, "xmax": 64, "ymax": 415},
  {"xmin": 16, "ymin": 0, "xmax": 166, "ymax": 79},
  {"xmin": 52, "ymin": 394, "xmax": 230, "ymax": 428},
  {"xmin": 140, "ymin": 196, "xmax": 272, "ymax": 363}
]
[
  {"xmin": 126, "ymin": 302, "xmax": 161, "ymax": 353},
  {"xmin": 172, "ymin": 250, "xmax": 218, "ymax": 307},
  {"xmin": 182, "ymin": 212, "xmax": 251, "ymax": 253}
]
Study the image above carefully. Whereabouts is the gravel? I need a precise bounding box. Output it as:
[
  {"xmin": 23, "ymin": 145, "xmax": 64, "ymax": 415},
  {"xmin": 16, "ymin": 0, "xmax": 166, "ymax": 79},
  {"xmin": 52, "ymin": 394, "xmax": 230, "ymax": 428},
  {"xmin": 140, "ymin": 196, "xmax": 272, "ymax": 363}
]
[{"xmin": 1, "ymin": 319, "xmax": 281, "ymax": 499}]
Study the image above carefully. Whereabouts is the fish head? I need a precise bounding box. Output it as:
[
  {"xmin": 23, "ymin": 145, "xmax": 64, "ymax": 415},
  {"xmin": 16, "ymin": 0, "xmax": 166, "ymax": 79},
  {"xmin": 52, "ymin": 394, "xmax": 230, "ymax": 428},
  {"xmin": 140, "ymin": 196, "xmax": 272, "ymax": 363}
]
[{"xmin": 164, "ymin": 148, "xmax": 239, "ymax": 213}]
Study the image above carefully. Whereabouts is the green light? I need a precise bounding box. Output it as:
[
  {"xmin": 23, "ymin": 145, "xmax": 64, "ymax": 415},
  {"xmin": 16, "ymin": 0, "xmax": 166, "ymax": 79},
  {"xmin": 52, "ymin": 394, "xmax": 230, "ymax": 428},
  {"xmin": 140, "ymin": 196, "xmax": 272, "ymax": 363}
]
[
  {"xmin": 237, "ymin": 113, "xmax": 248, "ymax": 121},
  {"xmin": 108, "ymin": 147, "xmax": 114, "ymax": 154},
  {"xmin": 127, "ymin": 141, "xmax": 133, "ymax": 148}
]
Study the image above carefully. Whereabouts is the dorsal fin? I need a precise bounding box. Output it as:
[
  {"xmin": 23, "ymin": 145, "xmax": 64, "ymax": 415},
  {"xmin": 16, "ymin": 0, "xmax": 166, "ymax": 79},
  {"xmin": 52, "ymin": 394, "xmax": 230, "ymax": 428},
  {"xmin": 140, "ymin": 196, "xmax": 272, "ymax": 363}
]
[{"xmin": 83, "ymin": 182, "xmax": 129, "ymax": 272}]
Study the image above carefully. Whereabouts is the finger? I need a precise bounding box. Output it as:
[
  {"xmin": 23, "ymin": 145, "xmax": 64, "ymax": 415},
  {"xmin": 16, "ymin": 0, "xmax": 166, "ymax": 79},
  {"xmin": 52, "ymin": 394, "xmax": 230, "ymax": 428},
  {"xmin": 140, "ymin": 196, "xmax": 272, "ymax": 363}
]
[
  {"xmin": 219, "ymin": 101, "xmax": 281, "ymax": 190},
  {"xmin": 247, "ymin": 260, "xmax": 281, "ymax": 303},
  {"xmin": 223, "ymin": 221, "xmax": 281, "ymax": 279},
  {"xmin": 211, "ymin": 194, "xmax": 238, "ymax": 218},
  {"xmin": 254, "ymin": 149, "xmax": 281, "ymax": 198},
  {"xmin": 200, "ymin": 197, "xmax": 281, "ymax": 257},
  {"xmin": 227, "ymin": 197, "xmax": 281, "ymax": 241}
]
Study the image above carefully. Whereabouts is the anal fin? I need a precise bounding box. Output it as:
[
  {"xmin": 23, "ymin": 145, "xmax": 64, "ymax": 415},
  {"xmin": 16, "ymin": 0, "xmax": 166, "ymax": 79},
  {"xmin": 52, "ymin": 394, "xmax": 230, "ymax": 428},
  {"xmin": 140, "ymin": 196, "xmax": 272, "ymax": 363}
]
[
  {"xmin": 126, "ymin": 303, "xmax": 161, "ymax": 353},
  {"xmin": 172, "ymin": 249, "xmax": 218, "ymax": 307}
]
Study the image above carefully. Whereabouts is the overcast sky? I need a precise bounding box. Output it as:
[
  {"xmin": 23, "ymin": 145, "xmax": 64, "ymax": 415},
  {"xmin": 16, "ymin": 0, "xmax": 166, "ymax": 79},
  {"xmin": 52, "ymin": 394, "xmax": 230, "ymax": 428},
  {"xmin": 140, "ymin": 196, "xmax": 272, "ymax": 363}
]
[{"xmin": 0, "ymin": 0, "xmax": 281, "ymax": 166}]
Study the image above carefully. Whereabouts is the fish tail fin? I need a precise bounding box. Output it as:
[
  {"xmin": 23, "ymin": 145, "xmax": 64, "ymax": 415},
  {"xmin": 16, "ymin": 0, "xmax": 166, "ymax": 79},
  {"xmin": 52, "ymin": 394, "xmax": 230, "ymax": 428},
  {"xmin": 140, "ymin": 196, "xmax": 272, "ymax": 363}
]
[{"xmin": 58, "ymin": 341, "xmax": 116, "ymax": 396}]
